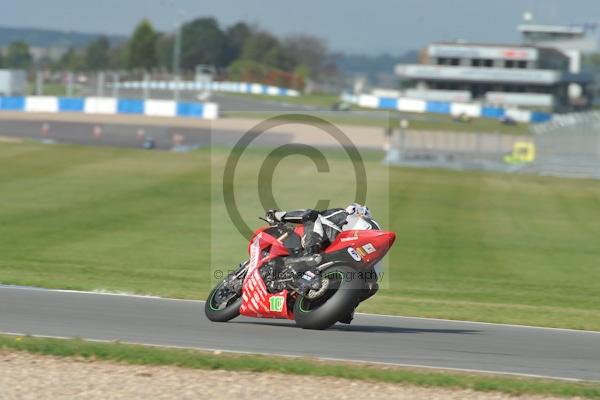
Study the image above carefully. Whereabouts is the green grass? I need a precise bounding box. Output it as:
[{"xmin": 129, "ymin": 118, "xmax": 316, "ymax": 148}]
[
  {"xmin": 27, "ymin": 83, "xmax": 81, "ymax": 97},
  {"xmin": 223, "ymin": 110, "xmax": 530, "ymax": 134},
  {"xmin": 390, "ymin": 113, "xmax": 530, "ymax": 134},
  {"xmin": 224, "ymin": 92, "xmax": 342, "ymax": 108},
  {"xmin": 220, "ymin": 92, "xmax": 530, "ymax": 134},
  {"xmin": 1, "ymin": 141, "xmax": 600, "ymax": 330},
  {"xmin": 2, "ymin": 335, "xmax": 599, "ymax": 398}
]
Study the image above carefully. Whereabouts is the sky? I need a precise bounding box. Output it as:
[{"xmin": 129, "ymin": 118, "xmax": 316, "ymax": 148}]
[{"xmin": 2, "ymin": 0, "xmax": 599, "ymax": 54}]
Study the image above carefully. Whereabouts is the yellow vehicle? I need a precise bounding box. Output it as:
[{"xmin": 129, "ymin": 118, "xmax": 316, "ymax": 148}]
[{"xmin": 504, "ymin": 141, "xmax": 535, "ymax": 164}]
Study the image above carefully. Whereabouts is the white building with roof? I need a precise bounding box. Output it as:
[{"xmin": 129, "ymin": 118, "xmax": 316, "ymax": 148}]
[{"xmin": 395, "ymin": 18, "xmax": 597, "ymax": 112}]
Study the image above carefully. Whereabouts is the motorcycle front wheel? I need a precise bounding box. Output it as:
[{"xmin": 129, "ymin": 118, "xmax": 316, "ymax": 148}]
[
  {"xmin": 293, "ymin": 265, "xmax": 361, "ymax": 330},
  {"xmin": 204, "ymin": 262, "xmax": 246, "ymax": 322}
]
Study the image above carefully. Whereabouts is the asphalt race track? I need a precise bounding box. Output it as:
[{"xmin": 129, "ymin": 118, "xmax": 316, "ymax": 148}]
[
  {"xmin": 0, "ymin": 119, "xmax": 293, "ymax": 150},
  {"xmin": 1, "ymin": 286, "xmax": 599, "ymax": 381}
]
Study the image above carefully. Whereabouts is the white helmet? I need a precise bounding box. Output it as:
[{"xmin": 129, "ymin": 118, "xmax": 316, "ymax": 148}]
[{"xmin": 345, "ymin": 203, "xmax": 371, "ymax": 218}]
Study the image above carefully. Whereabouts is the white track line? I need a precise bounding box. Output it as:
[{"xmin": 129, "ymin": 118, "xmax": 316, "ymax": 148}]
[
  {"xmin": 356, "ymin": 312, "xmax": 600, "ymax": 335},
  {"xmin": 1, "ymin": 284, "xmax": 599, "ymax": 334},
  {"xmin": 0, "ymin": 331, "xmax": 591, "ymax": 383},
  {"xmin": 0, "ymin": 284, "xmax": 203, "ymax": 302}
]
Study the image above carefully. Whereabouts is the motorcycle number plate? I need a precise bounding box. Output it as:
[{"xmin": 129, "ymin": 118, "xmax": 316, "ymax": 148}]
[{"xmin": 269, "ymin": 296, "xmax": 285, "ymax": 312}]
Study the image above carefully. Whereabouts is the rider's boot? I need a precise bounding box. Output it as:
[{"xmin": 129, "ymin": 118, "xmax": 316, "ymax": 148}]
[
  {"xmin": 339, "ymin": 310, "xmax": 355, "ymax": 324},
  {"xmin": 283, "ymin": 233, "xmax": 323, "ymax": 270},
  {"xmin": 286, "ymin": 231, "xmax": 324, "ymax": 294}
]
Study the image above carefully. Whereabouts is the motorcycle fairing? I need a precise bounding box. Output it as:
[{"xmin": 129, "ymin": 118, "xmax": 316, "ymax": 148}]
[
  {"xmin": 240, "ymin": 232, "xmax": 294, "ymax": 319},
  {"xmin": 325, "ymin": 230, "xmax": 396, "ymax": 267},
  {"xmin": 239, "ymin": 226, "xmax": 395, "ymax": 320}
]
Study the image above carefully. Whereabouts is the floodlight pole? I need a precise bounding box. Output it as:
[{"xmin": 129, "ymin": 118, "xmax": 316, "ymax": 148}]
[
  {"xmin": 172, "ymin": 8, "xmax": 184, "ymax": 102},
  {"xmin": 35, "ymin": 70, "xmax": 43, "ymax": 96},
  {"xmin": 172, "ymin": 23, "xmax": 182, "ymax": 101},
  {"xmin": 66, "ymin": 72, "xmax": 73, "ymax": 97}
]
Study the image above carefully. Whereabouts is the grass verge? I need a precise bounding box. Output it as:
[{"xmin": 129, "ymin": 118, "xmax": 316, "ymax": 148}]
[
  {"xmin": 223, "ymin": 92, "xmax": 341, "ymax": 108},
  {"xmin": 1, "ymin": 334, "xmax": 599, "ymax": 398},
  {"xmin": 219, "ymin": 92, "xmax": 530, "ymax": 135},
  {"xmin": 27, "ymin": 83, "xmax": 81, "ymax": 97},
  {"xmin": 222, "ymin": 110, "xmax": 530, "ymax": 134}
]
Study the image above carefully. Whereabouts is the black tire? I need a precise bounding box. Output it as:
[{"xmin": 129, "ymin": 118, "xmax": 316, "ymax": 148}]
[
  {"xmin": 293, "ymin": 265, "xmax": 361, "ymax": 330},
  {"xmin": 204, "ymin": 267, "xmax": 245, "ymax": 322}
]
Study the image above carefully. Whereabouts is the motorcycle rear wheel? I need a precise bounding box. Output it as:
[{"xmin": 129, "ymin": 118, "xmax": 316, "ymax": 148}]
[{"xmin": 293, "ymin": 265, "xmax": 361, "ymax": 330}]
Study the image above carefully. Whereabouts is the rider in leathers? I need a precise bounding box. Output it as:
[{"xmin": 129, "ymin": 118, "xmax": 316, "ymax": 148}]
[
  {"xmin": 268, "ymin": 203, "xmax": 371, "ymax": 255},
  {"xmin": 267, "ymin": 203, "xmax": 372, "ymax": 324}
]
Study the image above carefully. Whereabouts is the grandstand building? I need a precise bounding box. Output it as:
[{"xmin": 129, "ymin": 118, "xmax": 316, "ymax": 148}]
[{"xmin": 395, "ymin": 20, "xmax": 597, "ymax": 112}]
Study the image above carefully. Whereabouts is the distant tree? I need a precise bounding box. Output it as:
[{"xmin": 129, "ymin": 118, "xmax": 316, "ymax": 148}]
[
  {"xmin": 5, "ymin": 41, "xmax": 32, "ymax": 69},
  {"xmin": 241, "ymin": 31, "xmax": 277, "ymax": 63},
  {"xmin": 222, "ymin": 22, "xmax": 252, "ymax": 66},
  {"xmin": 334, "ymin": 51, "xmax": 417, "ymax": 85},
  {"xmin": 85, "ymin": 36, "xmax": 110, "ymax": 70},
  {"xmin": 155, "ymin": 33, "xmax": 174, "ymax": 71},
  {"xmin": 283, "ymin": 34, "xmax": 328, "ymax": 80},
  {"xmin": 0, "ymin": 51, "xmax": 4, "ymax": 68},
  {"xmin": 108, "ymin": 43, "xmax": 128, "ymax": 70},
  {"xmin": 228, "ymin": 59, "xmax": 268, "ymax": 82},
  {"xmin": 35, "ymin": 56, "xmax": 53, "ymax": 70},
  {"xmin": 293, "ymin": 64, "xmax": 311, "ymax": 81},
  {"xmin": 583, "ymin": 53, "xmax": 600, "ymax": 69},
  {"xmin": 58, "ymin": 48, "xmax": 86, "ymax": 71},
  {"xmin": 180, "ymin": 17, "xmax": 227, "ymax": 70},
  {"xmin": 241, "ymin": 31, "xmax": 294, "ymax": 70},
  {"xmin": 128, "ymin": 19, "xmax": 158, "ymax": 70}
]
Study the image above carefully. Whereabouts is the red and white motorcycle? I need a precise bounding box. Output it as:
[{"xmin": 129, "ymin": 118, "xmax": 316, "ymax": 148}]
[{"xmin": 205, "ymin": 212, "xmax": 395, "ymax": 330}]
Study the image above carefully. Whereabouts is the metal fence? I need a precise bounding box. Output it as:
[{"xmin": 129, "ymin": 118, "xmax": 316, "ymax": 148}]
[
  {"xmin": 529, "ymin": 112, "xmax": 600, "ymax": 179},
  {"xmin": 385, "ymin": 113, "xmax": 600, "ymax": 180},
  {"xmin": 384, "ymin": 129, "xmax": 531, "ymax": 172},
  {"xmin": 78, "ymin": 71, "xmax": 203, "ymax": 102}
]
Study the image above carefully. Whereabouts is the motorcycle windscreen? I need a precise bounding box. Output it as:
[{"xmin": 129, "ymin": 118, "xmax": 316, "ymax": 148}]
[{"xmin": 343, "ymin": 214, "xmax": 380, "ymax": 231}]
